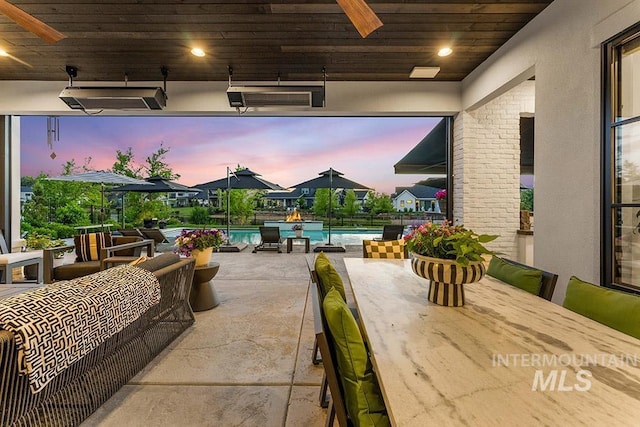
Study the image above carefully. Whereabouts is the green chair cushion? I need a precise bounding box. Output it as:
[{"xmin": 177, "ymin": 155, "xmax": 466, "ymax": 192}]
[
  {"xmin": 487, "ymin": 256, "xmax": 543, "ymax": 296},
  {"xmin": 323, "ymin": 287, "xmax": 389, "ymax": 427},
  {"xmin": 563, "ymin": 276, "xmax": 640, "ymax": 340},
  {"xmin": 315, "ymin": 252, "xmax": 347, "ymax": 301}
]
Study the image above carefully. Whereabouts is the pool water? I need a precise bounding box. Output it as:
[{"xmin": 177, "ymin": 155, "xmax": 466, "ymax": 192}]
[{"xmin": 165, "ymin": 228, "xmax": 383, "ymax": 245}]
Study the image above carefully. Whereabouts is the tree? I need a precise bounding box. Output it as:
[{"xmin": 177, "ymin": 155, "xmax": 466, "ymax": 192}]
[
  {"xmin": 218, "ymin": 188, "xmax": 259, "ymax": 225},
  {"xmin": 295, "ymin": 195, "xmax": 307, "ymax": 210},
  {"xmin": 112, "ymin": 147, "xmax": 143, "ymax": 178},
  {"xmin": 341, "ymin": 189, "xmax": 360, "ymax": 217},
  {"xmin": 144, "ymin": 142, "xmax": 179, "ymax": 180},
  {"xmin": 313, "ymin": 188, "xmax": 339, "ymax": 217},
  {"xmin": 365, "ymin": 191, "xmax": 395, "ymax": 215},
  {"xmin": 520, "ymin": 188, "xmax": 534, "ymax": 211},
  {"xmin": 21, "ymin": 176, "xmax": 36, "ymax": 187},
  {"xmin": 111, "ymin": 144, "xmax": 180, "ymax": 225}
]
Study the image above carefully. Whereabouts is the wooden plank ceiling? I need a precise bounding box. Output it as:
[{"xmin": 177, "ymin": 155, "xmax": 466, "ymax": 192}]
[{"xmin": 0, "ymin": 1, "xmax": 553, "ymax": 82}]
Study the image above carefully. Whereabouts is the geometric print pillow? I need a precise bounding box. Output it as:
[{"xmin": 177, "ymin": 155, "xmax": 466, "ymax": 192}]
[
  {"xmin": 362, "ymin": 239, "xmax": 406, "ymax": 259},
  {"xmin": 74, "ymin": 232, "xmax": 112, "ymax": 262}
]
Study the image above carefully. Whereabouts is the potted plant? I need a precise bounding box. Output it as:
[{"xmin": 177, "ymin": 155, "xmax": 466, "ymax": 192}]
[
  {"xmin": 435, "ymin": 189, "xmax": 447, "ymax": 214},
  {"xmin": 174, "ymin": 228, "xmax": 226, "ymax": 266},
  {"xmin": 24, "ymin": 232, "xmax": 68, "ymax": 279},
  {"xmin": 403, "ymin": 221, "xmax": 497, "ymax": 306},
  {"xmin": 291, "ymin": 223, "xmax": 304, "ymax": 237}
]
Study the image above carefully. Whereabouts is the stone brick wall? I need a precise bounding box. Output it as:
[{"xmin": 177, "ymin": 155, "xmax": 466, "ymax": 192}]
[{"xmin": 453, "ymin": 80, "xmax": 535, "ymax": 258}]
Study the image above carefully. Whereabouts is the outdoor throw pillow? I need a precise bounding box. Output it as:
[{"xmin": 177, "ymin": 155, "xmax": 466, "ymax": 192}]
[
  {"xmin": 128, "ymin": 256, "xmax": 148, "ymax": 266},
  {"xmin": 486, "ymin": 256, "xmax": 543, "ymax": 296},
  {"xmin": 563, "ymin": 276, "xmax": 640, "ymax": 340},
  {"xmin": 363, "ymin": 239, "xmax": 405, "ymax": 259},
  {"xmin": 135, "ymin": 253, "xmax": 180, "ymax": 272},
  {"xmin": 323, "ymin": 287, "xmax": 389, "ymax": 427},
  {"xmin": 315, "ymin": 252, "xmax": 347, "ymax": 301},
  {"xmin": 74, "ymin": 232, "xmax": 112, "ymax": 262}
]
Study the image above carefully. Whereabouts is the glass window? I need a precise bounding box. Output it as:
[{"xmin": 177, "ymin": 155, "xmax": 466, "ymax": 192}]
[
  {"xmin": 618, "ymin": 36, "xmax": 640, "ymax": 121},
  {"xmin": 604, "ymin": 23, "xmax": 640, "ymax": 290}
]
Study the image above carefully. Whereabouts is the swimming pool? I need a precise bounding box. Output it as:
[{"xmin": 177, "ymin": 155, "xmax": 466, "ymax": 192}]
[{"xmin": 165, "ymin": 228, "xmax": 383, "ymax": 245}]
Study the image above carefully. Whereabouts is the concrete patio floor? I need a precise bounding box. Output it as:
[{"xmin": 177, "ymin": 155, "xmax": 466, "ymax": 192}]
[{"xmin": 62, "ymin": 244, "xmax": 360, "ymax": 426}]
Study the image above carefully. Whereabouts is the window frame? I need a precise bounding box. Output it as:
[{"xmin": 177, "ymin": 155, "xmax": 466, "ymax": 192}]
[{"xmin": 602, "ymin": 22, "xmax": 640, "ymax": 292}]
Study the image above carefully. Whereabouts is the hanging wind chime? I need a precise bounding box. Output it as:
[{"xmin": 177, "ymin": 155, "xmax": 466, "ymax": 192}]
[{"xmin": 47, "ymin": 116, "xmax": 59, "ymax": 159}]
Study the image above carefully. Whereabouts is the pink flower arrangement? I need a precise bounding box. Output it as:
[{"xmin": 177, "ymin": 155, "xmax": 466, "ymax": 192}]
[
  {"xmin": 174, "ymin": 228, "xmax": 226, "ymax": 257},
  {"xmin": 404, "ymin": 220, "xmax": 497, "ymax": 266},
  {"xmin": 435, "ymin": 189, "xmax": 447, "ymax": 200}
]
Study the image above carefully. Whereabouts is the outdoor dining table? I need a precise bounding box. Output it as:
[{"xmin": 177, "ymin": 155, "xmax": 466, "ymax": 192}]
[{"xmin": 344, "ymin": 258, "xmax": 640, "ymax": 426}]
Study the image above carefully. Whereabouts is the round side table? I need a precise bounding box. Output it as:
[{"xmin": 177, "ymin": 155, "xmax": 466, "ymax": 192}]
[{"xmin": 190, "ymin": 262, "xmax": 220, "ymax": 311}]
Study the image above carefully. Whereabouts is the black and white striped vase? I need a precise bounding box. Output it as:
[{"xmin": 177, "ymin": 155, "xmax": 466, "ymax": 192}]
[{"xmin": 410, "ymin": 253, "xmax": 486, "ymax": 307}]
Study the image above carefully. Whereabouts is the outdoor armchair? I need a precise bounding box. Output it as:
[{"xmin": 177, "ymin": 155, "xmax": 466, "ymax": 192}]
[
  {"xmin": 43, "ymin": 234, "xmax": 154, "ymax": 284},
  {"xmin": 0, "ymin": 230, "xmax": 43, "ymax": 284}
]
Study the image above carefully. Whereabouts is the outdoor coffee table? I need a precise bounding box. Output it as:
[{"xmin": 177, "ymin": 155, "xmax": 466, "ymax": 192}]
[
  {"xmin": 190, "ymin": 262, "xmax": 220, "ymax": 311},
  {"xmin": 286, "ymin": 237, "xmax": 310, "ymax": 253}
]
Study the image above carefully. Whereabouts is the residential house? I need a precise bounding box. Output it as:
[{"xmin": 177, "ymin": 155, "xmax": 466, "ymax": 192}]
[{"xmin": 392, "ymin": 185, "xmax": 441, "ymax": 212}]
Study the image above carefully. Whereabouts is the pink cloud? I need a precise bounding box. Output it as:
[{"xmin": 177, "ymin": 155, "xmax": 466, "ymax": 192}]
[{"xmin": 21, "ymin": 116, "xmax": 440, "ymax": 194}]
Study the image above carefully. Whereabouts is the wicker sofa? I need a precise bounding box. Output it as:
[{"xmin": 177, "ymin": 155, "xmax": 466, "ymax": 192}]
[{"xmin": 0, "ymin": 253, "xmax": 195, "ymax": 427}]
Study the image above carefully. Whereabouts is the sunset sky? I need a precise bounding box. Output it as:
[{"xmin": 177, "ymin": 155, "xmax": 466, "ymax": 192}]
[{"xmin": 20, "ymin": 116, "xmax": 441, "ymax": 194}]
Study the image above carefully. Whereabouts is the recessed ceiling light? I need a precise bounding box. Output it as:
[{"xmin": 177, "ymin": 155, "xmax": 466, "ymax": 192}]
[
  {"xmin": 438, "ymin": 47, "xmax": 453, "ymax": 57},
  {"xmin": 409, "ymin": 66, "xmax": 440, "ymax": 79},
  {"xmin": 191, "ymin": 47, "xmax": 205, "ymax": 57},
  {"xmin": 0, "ymin": 50, "xmax": 8, "ymax": 57}
]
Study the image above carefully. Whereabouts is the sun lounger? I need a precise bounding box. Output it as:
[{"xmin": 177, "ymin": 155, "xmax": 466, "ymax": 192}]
[
  {"xmin": 374, "ymin": 224, "xmax": 405, "ymax": 241},
  {"xmin": 139, "ymin": 228, "xmax": 170, "ymax": 244},
  {"xmin": 252, "ymin": 227, "xmax": 283, "ymax": 253}
]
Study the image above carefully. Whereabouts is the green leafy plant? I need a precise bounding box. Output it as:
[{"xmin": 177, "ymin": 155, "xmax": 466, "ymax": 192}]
[
  {"xmin": 25, "ymin": 232, "xmax": 71, "ymax": 258},
  {"xmin": 404, "ymin": 221, "xmax": 497, "ymax": 266},
  {"xmin": 25, "ymin": 232, "xmax": 66, "ymax": 249}
]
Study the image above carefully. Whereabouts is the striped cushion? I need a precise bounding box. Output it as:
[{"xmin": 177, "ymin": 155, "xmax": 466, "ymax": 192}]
[
  {"xmin": 363, "ymin": 239, "xmax": 405, "ymax": 259},
  {"xmin": 74, "ymin": 232, "xmax": 112, "ymax": 262}
]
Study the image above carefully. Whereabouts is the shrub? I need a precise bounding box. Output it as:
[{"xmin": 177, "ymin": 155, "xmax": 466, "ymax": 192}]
[
  {"xmin": 55, "ymin": 203, "xmax": 90, "ymax": 225},
  {"xmin": 49, "ymin": 223, "xmax": 77, "ymax": 239},
  {"xmin": 190, "ymin": 206, "xmax": 210, "ymax": 224},
  {"xmin": 31, "ymin": 227, "xmax": 58, "ymax": 239}
]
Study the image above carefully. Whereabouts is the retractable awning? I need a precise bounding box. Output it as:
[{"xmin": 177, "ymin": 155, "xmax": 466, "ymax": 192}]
[{"xmin": 394, "ymin": 118, "xmax": 447, "ymax": 175}]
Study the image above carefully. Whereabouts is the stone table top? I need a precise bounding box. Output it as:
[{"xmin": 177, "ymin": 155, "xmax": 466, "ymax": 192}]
[{"xmin": 344, "ymin": 258, "xmax": 640, "ymax": 426}]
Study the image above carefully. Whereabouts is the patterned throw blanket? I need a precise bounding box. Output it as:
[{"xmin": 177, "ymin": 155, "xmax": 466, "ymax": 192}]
[{"xmin": 0, "ymin": 265, "xmax": 160, "ymax": 393}]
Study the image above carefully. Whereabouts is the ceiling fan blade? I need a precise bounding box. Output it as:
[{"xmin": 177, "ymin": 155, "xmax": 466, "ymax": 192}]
[
  {"xmin": 336, "ymin": 0, "xmax": 383, "ymax": 38},
  {"xmin": 0, "ymin": 0, "xmax": 65, "ymax": 44}
]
